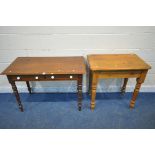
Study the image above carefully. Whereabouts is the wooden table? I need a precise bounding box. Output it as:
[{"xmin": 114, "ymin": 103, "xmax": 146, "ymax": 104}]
[
  {"xmin": 1, "ymin": 57, "xmax": 86, "ymax": 112},
  {"xmin": 87, "ymin": 54, "xmax": 151, "ymax": 110}
]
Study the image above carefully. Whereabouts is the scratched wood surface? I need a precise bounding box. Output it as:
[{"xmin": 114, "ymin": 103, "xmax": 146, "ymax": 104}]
[
  {"xmin": 87, "ymin": 54, "xmax": 151, "ymax": 71},
  {"xmin": 1, "ymin": 57, "xmax": 86, "ymax": 75}
]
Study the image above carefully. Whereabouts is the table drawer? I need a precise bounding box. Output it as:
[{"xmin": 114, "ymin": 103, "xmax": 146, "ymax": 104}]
[
  {"xmin": 8, "ymin": 74, "xmax": 78, "ymax": 81},
  {"xmin": 45, "ymin": 74, "xmax": 78, "ymax": 80},
  {"xmin": 9, "ymin": 75, "xmax": 45, "ymax": 81}
]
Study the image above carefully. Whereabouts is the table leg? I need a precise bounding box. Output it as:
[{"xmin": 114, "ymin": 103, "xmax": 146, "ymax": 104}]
[
  {"xmin": 88, "ymin": 69, "xmax": 92, "ymax": 95},
  {"xmin": 130, "ymin": 71, "xmax": 147, "ymax": 108},
  {"xmin": 121, "ymin": 78, "xmax": 128, "ymax": 94},
  {"xmin": 130, "ymin": 78, "xmax": 142, "ymax": 108},
  {"xmin": 77, "ymin": 74, "xmax": 83, "ymax": 111},
  {"xmin": 90, "ymin": 73, "xmax": 98, "ymax": 111},
  {"xmin": 10, "ymin": 81, "xmax": 24, "ymax": 112},
  {"xmin": 26, "ymin": 81, "xmax": 32, "ymax": 94}
]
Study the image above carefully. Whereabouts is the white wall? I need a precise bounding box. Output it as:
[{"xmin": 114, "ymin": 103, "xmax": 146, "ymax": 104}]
[{"xmin": 0, "ymin": 26, "xmax": 155, "ymax": 93}]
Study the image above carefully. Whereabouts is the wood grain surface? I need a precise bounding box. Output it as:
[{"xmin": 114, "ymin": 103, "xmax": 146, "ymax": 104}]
[
  {"xmin": 87, "ymin": 54, "xmax": 151, "ymax": 71},
  {"xmin": 1, "ymin": 56, "xmax": 86, "ymax": 75}
]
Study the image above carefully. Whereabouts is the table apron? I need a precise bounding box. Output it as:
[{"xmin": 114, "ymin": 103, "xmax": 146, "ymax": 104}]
[{"xmin": 97, "ymin": 70, "xmax": 142, "ymax": 79}]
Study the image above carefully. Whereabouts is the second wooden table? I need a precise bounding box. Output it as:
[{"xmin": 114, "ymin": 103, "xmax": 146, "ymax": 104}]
[
  {"xmin": 1, "ymin": 56, "xmax": 86, "ymax": 112},
  {"xmin": 87, "ymin": 54, "xmax": 151, "ymax": 110}
]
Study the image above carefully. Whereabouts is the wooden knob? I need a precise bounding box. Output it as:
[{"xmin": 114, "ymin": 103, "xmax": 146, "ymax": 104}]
[
  {"xmin": 35, "ymin": 76, "xmax": 39, "ymax": 79},
  {"xmin": 17, "ymin": 76, "xmax": 20, "ymax": 80},
  {"xmin": 70, "ymin": 75, "xmax": 73, "ymax": 79},
  {"xmin": 51, "ymin": 76, "xmax": 55, "ymax": 79}
]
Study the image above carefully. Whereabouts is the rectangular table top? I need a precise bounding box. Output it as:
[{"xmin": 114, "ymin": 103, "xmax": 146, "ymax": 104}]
[
  {"xmin": 87, "ymin": 54, "xmax": 151, "ymax": 71},
  {"xmin": 1, "ymin": 56, "xmax": 86, "ymax": 75}
]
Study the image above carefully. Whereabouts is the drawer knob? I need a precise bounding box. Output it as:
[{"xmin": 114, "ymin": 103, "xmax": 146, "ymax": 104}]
[
  {"xmin": 35, "ymin": 76, "xmax": 39, "ymax": 79},
  {"xmin": 70, "ymin": 75, "xmax": 73, "ymax": 79},
  {"xmin": 51, "ymin": 76, "xmax": 55, "ymax": 79},
  {"xmin": 17, "ymin": 76, "xmax": 20, "ymax": 80}
]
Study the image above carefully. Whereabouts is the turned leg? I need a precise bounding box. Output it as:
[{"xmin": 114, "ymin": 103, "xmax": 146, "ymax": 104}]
[
  {"xmin": 130, "ymin": 78, "xmax": 142, "ymax": 108},
  {"xmin": 10, "ymin": 81, "xmax": 24, "ymax": 112},
  {"xmin": 77, "ymin": 74, "xmax": 83, "ymax": 111},
  {"xmin": 26, "ymin": 81, "xmax": 32, "ymax": 94},
  {"xmin": 90, "ymin": 73, "xmax": 98, "ymax": 111},
  {"xmin": 121, "ymin": 78, "xmax": 128, "ymax": 94},
  {"xmin": 130, "ymin": 70, "xmax": 148, "ymax": 108},
  {"xmin": 88, "ymin": 69, "xmax": 92, "ymax": 95}
]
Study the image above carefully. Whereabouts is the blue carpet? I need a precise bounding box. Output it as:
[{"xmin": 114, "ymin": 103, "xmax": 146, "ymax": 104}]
[{"xmin": 0, "ymin": 93, "xmax": 155, "ymax": 129}]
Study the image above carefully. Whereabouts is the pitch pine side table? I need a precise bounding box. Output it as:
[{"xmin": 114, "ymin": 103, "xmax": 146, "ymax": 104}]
[
  {"xmin": 87, "ymin": 54, "xmax": 151, "ymax": 110},
  {"xmin": 1, "ymin": 57, "xmax": 86, "ymax": 112}
]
